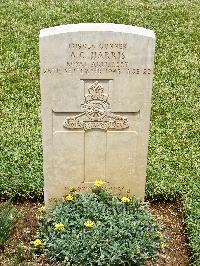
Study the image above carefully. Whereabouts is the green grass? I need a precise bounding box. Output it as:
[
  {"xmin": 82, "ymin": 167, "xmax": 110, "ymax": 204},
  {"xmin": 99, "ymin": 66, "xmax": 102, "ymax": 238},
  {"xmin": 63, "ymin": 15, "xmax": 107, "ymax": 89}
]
[{"xmin": 0, "ymin": 0, "xmax": 199, "ymax": 264}]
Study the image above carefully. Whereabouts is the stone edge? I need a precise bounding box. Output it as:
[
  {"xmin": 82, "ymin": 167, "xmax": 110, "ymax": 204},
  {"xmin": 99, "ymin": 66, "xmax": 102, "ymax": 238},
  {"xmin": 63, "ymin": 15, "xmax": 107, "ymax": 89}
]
[{"xmin": 40, "ymin": 23, "xmax": 155, "ymax": 39}]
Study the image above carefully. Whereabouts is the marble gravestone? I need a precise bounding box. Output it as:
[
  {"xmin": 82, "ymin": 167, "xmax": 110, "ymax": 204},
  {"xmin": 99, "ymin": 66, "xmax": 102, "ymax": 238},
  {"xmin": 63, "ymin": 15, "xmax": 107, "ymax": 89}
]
[{"xmin": 40, "ymin": 23, "xmax": 156, "ymax": 205}]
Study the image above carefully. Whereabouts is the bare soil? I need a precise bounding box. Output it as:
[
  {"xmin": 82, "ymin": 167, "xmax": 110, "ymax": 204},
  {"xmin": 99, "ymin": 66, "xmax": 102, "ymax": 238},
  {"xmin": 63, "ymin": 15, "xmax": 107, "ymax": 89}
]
[
  {"xmin": 148, "ymin": 199, "xmax": 189, "ymax": 266},
  {"xmin": 0, "ymin": 198, "xmax": 189, "ymax": 266}
]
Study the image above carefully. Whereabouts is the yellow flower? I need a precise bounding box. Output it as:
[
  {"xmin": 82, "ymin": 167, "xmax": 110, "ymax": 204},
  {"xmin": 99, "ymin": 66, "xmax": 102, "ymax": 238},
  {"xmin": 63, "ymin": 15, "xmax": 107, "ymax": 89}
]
[
  {"xmin": 66, "ymin": 194, "xmax": 74, "ymax": 201},
  {"xmin": 36, "ymin": 206, "xmax": 46, "ymax": 220},
  {"xmin": 160, "ymin": 242, "xmax": 166, "ymax": 249},
  {"xmin": 33, "ymin": 239, "xmax": 42, "ymax": 247},
  {"xmin": 156, "ymin": 231, "xmax": 162, "ymax": 237},
  {"xmin": 94, "ymin": 180, "xmax": 104, "ymax": 187},
  {"xmin": 84, "ymin": 220, "xmax": 94, "ymax": 228},
  {"xmin": 121, "ymin": 197, "xmax": 131, "ymax": 203},
  {"xmin": 38, "ymin": 206, "xmax": 45, "ymax": 212},
  {"xmin": 55, "ymin": 223, "xmax": 65, "ymax": 231}
]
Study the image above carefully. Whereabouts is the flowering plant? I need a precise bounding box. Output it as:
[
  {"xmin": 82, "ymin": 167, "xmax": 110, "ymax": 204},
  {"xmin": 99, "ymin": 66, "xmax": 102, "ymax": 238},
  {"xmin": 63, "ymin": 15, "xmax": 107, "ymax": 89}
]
[
  {"xmin": 94, "ymin": 179, "xmax": 105, "ymax": 187},
  {"xmin": 121, "ymin": 196, "xmax": 131, "ymax": 203},
  {"xmin": 33, "ymin": 239, "xmax": 42, "ymax": 247},
  {"xmin": 84, "ymin": 220, "xmax": 94, "ymax": 228},
  {"xmin": 65, "ymin": 194, "xmax": 74, "ymax": 201},
  {"xmin": 54, "ymin": 223, "xmax": 64, "ymax": 231},
  {"xmin": 36, "ymin": 187, "xmax": 164, "ymax": 265}
]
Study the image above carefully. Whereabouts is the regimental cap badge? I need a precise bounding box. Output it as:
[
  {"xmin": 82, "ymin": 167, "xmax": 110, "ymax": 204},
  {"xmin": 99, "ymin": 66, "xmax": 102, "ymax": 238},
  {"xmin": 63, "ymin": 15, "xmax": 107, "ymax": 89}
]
[{"xmin": 63, "ymin": 81, "xmax": 129, "ymax": 131}]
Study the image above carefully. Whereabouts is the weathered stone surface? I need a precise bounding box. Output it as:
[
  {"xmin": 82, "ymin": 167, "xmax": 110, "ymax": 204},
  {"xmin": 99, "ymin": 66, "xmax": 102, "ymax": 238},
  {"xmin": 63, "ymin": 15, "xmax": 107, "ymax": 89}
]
[{"xmin": 40, "ymin": 23, "xmax": 156, "ymax": 204}]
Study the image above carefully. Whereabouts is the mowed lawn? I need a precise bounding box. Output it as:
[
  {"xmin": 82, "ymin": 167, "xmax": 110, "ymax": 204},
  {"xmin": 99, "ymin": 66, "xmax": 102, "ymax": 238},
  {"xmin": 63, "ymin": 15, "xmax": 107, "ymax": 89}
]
[{"xmin": 0, "ymin": 0, "xmax": 199, "ymax": 264}]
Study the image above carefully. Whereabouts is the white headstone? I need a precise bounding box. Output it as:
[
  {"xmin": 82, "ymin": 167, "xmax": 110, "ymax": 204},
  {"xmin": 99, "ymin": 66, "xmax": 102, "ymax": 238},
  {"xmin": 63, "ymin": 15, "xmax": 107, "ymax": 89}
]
[{"xmin": 40, "ymin": 23, "xmax": 156, "ymax": 204}]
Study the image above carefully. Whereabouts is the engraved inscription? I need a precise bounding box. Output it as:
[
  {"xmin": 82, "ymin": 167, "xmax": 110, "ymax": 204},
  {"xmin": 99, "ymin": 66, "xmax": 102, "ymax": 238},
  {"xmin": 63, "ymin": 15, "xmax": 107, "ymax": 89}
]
[
  {"xmin": 63, "ymin": 81, "xmax": 129, "ymax": 131},
  {"xmin": 42, "ymin": 66, "xmax": 151, "ymax": 75},
  {"xmin": 42, "ymin": 41, "xmax": 152, "ymax": 76}
]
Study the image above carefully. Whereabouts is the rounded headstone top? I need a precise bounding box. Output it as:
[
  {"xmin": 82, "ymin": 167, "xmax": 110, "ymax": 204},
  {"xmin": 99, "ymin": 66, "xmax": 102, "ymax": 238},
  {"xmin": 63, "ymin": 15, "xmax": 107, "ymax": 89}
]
[{"xmin": 40, "ymin": 23, "xmax": 155, "ymax": 39}]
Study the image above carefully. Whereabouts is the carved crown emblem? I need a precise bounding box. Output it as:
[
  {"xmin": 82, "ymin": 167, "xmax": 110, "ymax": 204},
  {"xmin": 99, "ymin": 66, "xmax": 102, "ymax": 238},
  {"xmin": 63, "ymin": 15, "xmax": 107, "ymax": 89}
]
[
  {"xmin": 86, "ymin": 81, "xmax": 108, "ymax": 102},
  {"xmin": 63, "ymin": 81, "xmax": 129, "ymax": 131}
]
